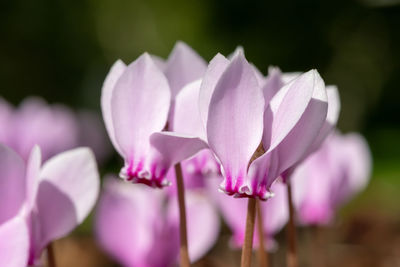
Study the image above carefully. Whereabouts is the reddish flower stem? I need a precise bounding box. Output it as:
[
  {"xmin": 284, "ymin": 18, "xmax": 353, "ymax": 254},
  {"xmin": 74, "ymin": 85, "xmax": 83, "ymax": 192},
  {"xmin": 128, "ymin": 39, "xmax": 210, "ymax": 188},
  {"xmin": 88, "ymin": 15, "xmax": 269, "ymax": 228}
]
[
  {"xmin": 256, "ymin": 200, "xmax": 269, "ymax": 267},
  {"xmin": 174, "ymin": 163, "xmax": 191, "ymax": 267},
  {"xmin": 286, "ymin": 182, "xmax": 298, "ymax": 267},
  {"xmin": 241, "ymin": 198, "xmax": 256, "ymax": 267},
  {"xmin": 47, "ymin": 242, "xmax": 56, "ymax": 267}
]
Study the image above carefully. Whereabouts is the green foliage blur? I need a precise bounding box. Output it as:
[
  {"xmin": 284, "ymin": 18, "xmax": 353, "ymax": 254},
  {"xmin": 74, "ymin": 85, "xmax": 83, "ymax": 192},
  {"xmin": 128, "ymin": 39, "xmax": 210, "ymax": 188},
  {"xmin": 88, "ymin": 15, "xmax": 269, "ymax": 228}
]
[{"xmin": 1, "ymin": 0, "xmax": 399, "ymax": 215}]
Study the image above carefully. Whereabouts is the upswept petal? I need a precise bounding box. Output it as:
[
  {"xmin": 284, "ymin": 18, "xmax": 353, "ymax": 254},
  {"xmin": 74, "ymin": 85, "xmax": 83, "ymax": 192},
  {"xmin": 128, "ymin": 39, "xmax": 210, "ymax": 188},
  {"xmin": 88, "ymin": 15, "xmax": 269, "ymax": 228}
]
[
  {"xmin": 0, "ymin": 216, "xmax": 29, "ymax": 267},
  {"xmin": 34, "ymin": 147, "xmax": 99, "ymax": 251},
  {"xmin": 0, "ymin": 144, "xmax": 26, "ymax": 224},
  {"xmin": 101, "ymin": 60, "xmax": 126, "ymax": 155},
  {"xmin": 308, "ymin": 85, "xmax": 341, "ymax": 153},
  {"xmin": 207, "ymin": 53, "xmax": 264, "ymax": 196},
  {"xmin": 165, "ymin": 41, "xmax": 207, "ymax": 98},
  {"xmin": 111, "ymin": 53, "xmax": 171, "ymax": 172},
  {"xmin": 264, "ymin": 70, "xmax": 322, "ymax": 152},
  {"xmin": 173, "ymin": 79, "xmax": 206, "ymax": 140},
  {"xmin": 199, "ymin": 53, "xmax": 230, "ymax": 128}
]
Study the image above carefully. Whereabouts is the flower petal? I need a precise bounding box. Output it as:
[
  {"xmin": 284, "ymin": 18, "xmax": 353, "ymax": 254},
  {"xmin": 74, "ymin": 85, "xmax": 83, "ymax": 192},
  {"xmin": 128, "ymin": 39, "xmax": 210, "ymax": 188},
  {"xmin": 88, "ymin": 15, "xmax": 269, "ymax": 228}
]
[
  {"xmin": 165, "ymin": 41, "xmax": 207, "ymax": 98},
  {"xmin": 101, "ymin": 60, "xmax": 126, "ymax": 156},
  {"xmin": 95, "ymin": 178, "xmax": 161, "ymax": 267},
  {"xmin": 0, "ymin": 144, "xmax": 26, "ymax": 224},
  {"xmin": 150, "ymin": 132, "xmax": 208, "ymax": 167},
  {"xmin": 199, "ymin": 53, "xmax": 230, "ymax": 128},
  {"xmin": 34, "ymin": 147, "xmax": 99, "ymax": 251},
  {"xmin": 26, "ymin": 145, "xmax": 41, "ymax": 211},
  {"xmin": 173, "ymin": 79, "xmax": 206, "ymax": 140},
  {"xmin": 111, "ymin": 53, "xmax": 171, "ymax": 162},
  {"xmin": 0, "ymin": 216, "xmax": 29, "ymax": 267},
  {"xmin": 308, "ymin": 85, "xmax": 341, "ymax": 153},
  {"xmin": 207, "ymin": 52, "xmax": 264, "ymax": 196},
  {"xmin": 264, "ymin": 70, "xmax": 324, "ymax": 152},
  {"xmin": 262, "ymin": 67, "xmax": 284, "ymax": 106}
]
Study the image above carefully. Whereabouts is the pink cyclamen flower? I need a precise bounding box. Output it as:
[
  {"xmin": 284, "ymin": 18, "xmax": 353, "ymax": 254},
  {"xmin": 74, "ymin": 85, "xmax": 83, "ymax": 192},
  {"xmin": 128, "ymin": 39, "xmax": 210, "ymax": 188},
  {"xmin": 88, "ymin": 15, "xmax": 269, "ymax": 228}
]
[
  {"xmin": 0, "ymin": 97, "xmax": 110, "ymax": 163},
  {"xmin": 0, "ymin": 97, "xmax": 80, "ymax": 161},
  {"xmin": 95, "ymin": 177, "xmax": 220, "ymax": 267},
  {"xmin": 211, "ymin": 179, "xmax": 288, "ymax": 250},
  {"xmin": 292, "ymin": 131, "xmax": 372, "ymax": 225},
  {"xmin": 0, "ymin": 143, "xmax": 99, "ymax": 265},
  {"xmin": 0, "ymin": 145, "xmax": 29, "ymax": 267},
  {"xmin": 198, "ymin": 52, "xmax": 329, "ymax": 199},
  {"xmin": 101, "ymin": 52, "xmax": 207, "ymax": 188}
]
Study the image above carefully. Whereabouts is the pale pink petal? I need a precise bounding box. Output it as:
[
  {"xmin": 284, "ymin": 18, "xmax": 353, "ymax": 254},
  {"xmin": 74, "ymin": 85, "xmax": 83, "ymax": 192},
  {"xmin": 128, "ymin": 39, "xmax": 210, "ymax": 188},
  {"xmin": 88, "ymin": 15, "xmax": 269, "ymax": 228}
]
[
  {"xmin": 165, "ymin": 41, "xmax": 207, "ymax": 98},
  {"xmin": 308, "ymin": 85, "xmax": 341, "ymax": 153},
  {"xmin": 111, "ymin": 53, "xmax": 171, "ymax": 178},
  {"xmin": 0, "ymin": 216, "xmax": 29, "ymax": 267},
  {"xmin": 261, "ymin": 182, "xmax": 288, "ymax": 235},
  {"xmin": 281, "ymin": 72, "xmax": 301, "ymax": 84},
  {"xmin": 198, "ymin": 53, "xmax": 230, "ymax": 128},
  {"xmin": 95, "ymin": 178, "xmax": 161, "ymax": 267},
  {"xmin": 0, "ymin": 97, "xmax": 13, "ymax": 144},
  {"xmin": 207, "ymin": 52, "xmax": 264, "ymax": 197},
  {"xmin": 173, "ymin": 79, "xmax": 206, "ymax": 140},
  {"xmin": 34, "ymin": 148, "xmax": 99, "ymax": 252},
  {"xmin": 264, "ymin": 70, "xmax": 323, "ymax": 152},
  {"xmin": 151, "ymin": 54, "xmax": 166, "ymax": 71},
  {"xmin": 150, "ymin": 132, "xmax": 208, "ymax": 166},
  {"xmin": 26, "ymin": 145, "xmax": 41, "ymax": 211},
  {"xmin": 101, "ymin": 60, "xmax": 127, "ymax": 156},
  {"xmin": 0, "ymin": 144, "xmax": 26, "ymax": 224},
  {"xmin": 262, "ymin": 67, "xmax": 284, "ymax": 106}
]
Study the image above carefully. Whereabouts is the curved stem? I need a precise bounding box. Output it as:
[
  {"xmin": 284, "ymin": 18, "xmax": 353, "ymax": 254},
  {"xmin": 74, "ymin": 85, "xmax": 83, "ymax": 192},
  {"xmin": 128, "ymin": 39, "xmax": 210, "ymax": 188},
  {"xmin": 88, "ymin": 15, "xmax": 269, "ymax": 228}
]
[
  {"xmin": 256, "ymin": 200, "xmax": 269, "ymax": 267},
  {"xmin": 286, "ymin": 182, "xmax": 298, "ymax": 267},
  {"xmin": 241, "ymin": 198, "xmax": 256, "ymax": 267},
  {"xmin": 47, "ymin": 242, "xmax": 56, "ymax": 267},
  {"xmin": 174, "ymin": 163, "xmax": 191, "ymax": 267}
]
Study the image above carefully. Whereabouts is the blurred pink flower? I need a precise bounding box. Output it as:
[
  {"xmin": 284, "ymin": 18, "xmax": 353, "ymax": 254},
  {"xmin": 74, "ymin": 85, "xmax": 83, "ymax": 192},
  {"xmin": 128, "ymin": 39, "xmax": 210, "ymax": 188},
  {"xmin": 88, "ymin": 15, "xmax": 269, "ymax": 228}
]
[
  {"xmin": 292, "ymin": 131, "xmax": 372, "ymax": 225},
  {"xmin": 0, "ymin": 97, "xmax": 111, "ymax": 163},
  {"xmin": 95, "ymin": 177, "xmax": 220, "ymax": 267},
  {"xmin": 0, "ymin": 143, "xmax": 99, "ymax": 265}
]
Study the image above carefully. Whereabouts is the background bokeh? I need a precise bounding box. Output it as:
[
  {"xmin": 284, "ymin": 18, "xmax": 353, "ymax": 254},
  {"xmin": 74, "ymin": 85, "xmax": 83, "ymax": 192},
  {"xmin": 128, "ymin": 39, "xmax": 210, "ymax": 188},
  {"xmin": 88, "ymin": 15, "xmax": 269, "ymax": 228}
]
[{"xmin": 1, "ymin": 0, "xmax": 400, "ymax": 266}]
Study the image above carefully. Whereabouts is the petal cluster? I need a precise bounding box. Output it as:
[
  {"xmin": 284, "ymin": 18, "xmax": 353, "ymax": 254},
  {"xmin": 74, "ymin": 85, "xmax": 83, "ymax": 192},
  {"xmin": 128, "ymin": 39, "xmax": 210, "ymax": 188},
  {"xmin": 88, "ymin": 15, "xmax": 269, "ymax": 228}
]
[{"xmin": 0, "ymin": 144, "xmax": 99, "ymax": 266}]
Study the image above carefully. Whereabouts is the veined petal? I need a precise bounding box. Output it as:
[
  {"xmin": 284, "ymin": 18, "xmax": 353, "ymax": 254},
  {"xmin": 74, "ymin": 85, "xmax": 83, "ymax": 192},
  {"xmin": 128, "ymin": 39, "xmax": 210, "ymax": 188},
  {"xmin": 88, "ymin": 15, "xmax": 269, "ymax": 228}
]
[
  {"xmin": 111, "ymin": 53, "xmax": 171, "ymax": 165},
  {"xmin": 264, "ymin": 70, "xmax": 323, "ymax": 152},
  {"xmin": 308, "ymin": 85, "xmax": 341, "ymax": 153},
  {"xmin": 165, "ymin": 41, "xmax": 207, "ymax": 98},
  {"xmin": 34, "ymin": 148, "xmax": 99, "ymax": 252},
  {"xmin": 199, "ymin": 53, "xmax": 230, "ymax": 128},
  {"xmin": 0, "ymin": 216, "xmax": 29, "ymax": 267},
  {"xmin": 0, "ymin": 144, "xmax": 26, "ymax": 224},
  {"xmin": 173, "ymin": 79, "xmax": 206, "ymax": 140},
  {"xmin": 207, "ymin": 53, "xmax": 264, "ymax": 196},
  {"xmin": 101, "ymin": 60, "xmax": 126, "ymax": 156}
]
